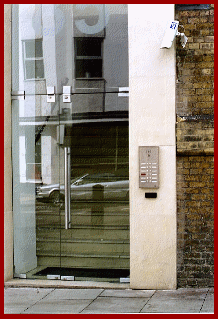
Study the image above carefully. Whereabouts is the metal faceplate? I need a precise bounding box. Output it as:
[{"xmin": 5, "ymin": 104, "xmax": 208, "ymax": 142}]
[
  {"xmin": 47, "ymin": 86, "xmax": 55, "ymax": 102},
  {"xmin": 63, "ymin": 86, "xmax": 71, "ymax": 103},
  {"xmin": 139, "ymin": 146, "xmax": 159, "ymax": 189}
]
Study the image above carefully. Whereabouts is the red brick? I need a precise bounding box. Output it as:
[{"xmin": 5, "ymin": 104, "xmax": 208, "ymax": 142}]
[
  {"xmin": 193, "ymin": 37, "xmax": 204, "ymax": 43},
  {"xmin": 188, "ymin": 43, "xmax": 200, "ymax": 50},
  {"xmin": 179, "ymin": 11, "xmax": 189, "ymax": 17},
  {"xmin": 193, "ymin": 83, "xmax": 213, "ymax": 89},
  {"xmin": 196, "ymin": 88, "xmax": 214, "ymax": 95},
  {"xmin": 188, "ymin": 18, "xmax": 200, "ymax": 24},
  {"xmin": 198, "ymin": 62, "xmax": 214, "ymax": 69},
  {"xmin": 201, "ymin": 32, "xmax": 211, "ymax": 39},
  {"xmin": 199, "ymin": 17, "xmax": 208, "ymax": 23},
  {"xmin": 202, "ymin": 56, "xmax": 214, "ymax": 62},
  {"xmin": 187, "ymin": 10, "xmax": 200, "ymax": 17},
  {"xmin": 196, "ymin": 23, "xmax": 214, "ymax": 30},
  {"xmin": 204, "ymin": 36, "xmax": 214, "ymax": 42},
  {"xmin": 200, "ymin": 43, "xmax": 214, "ymax": 50},
  {"xmin": 200, "ymin": 11, "xmax": 210, "ymax": 16},
  {"xmin": 196, "ymin": 102, "xmax": 214, "ymax": 109}
]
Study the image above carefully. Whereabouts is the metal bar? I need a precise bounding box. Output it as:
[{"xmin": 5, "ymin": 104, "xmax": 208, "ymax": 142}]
[
  {"xmin": 61, "ymin": 276, "xmax": 75, "ymax": 281},
  {"xmin": 64, "ymin": 147, "xmax": 71, "ymax": 229},
  {"xmin": 11, "ymin": 90, "xmax": 25, "ymax": 95},
  {"xmin": 47, "ymin": 274, "xmax": 60, "ymax": 280},
  {"xmin": 120, "ymin": 277, "xmax": 130, "ymax": 283},
  {"xmin": 11, "ymin": 90, "xmax": 25, "ymax": 100}
]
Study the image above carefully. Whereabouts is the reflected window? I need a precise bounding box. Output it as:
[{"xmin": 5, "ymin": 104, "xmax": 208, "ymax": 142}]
[
  {"xmin": 26, "ymin": 136, "xmax": 42, "ymax": 182},
  {"xmin": 75, "ymin": 38, "xmax": 103, "ymax": 78},
  {"xmin": 23, "ymin": 39, "xmax": 44, "ymax": 80}
]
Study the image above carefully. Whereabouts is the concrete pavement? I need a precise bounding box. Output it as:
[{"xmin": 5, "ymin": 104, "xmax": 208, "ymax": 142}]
[{"xmin": 4, "ymin": 284, "xmax": 214, "ymax": 314}]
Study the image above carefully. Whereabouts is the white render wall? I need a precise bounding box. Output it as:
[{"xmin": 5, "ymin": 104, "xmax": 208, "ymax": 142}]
[{"xmin": 128, "ymin": 4, "xmax": 177, "ymax": 289}]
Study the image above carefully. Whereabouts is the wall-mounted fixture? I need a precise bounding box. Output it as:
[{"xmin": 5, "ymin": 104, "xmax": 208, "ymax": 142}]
[
  {"xmin": 139, "ymin": 146, "xmax": 159, "ymax": 189},
  {"xmin": 47, "ymin": 86, "xmax": 55, "ymax": 102},
  {"xmin": 160, "ymin": 20, "xmax": 188, "ymax": 49}
]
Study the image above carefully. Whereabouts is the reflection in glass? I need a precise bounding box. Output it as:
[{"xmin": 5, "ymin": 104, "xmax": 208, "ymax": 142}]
[
  {"xmin": 25, "ymin": 39, "xmax": 43, "ymax": 58},
  {"xmin": 23, "ymin": 39, "xmax": 44, "ymax": 80},
  {"xmin": 75, "ymin": 38, "xmax": 103, "ymax": 78}
]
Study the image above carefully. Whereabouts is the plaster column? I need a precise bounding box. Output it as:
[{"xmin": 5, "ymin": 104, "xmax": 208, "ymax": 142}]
[{"xmin": 128, "ymin": 4, "xmax": 177, "ymax": 289}]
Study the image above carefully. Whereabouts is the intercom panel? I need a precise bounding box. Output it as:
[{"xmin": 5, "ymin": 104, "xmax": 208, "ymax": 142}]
[{"xmin": 139, "ymin": 146, "xmax": 159, "ymax": 188}]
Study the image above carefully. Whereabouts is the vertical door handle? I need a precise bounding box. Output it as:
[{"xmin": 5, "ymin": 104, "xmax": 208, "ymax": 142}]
[{"xmin": 64, "ymin": 147, "xmax": 71, "ymax": 229}]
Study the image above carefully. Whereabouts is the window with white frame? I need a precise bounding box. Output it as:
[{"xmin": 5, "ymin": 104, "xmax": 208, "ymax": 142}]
[{"xmin": 23, "ymin": 39, "xmax": 44, "ymax": 80}]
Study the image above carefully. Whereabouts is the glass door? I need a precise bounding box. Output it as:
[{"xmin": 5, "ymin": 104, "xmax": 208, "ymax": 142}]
[
  {"xmin": 59, "ymin": 113, "xmax": 129, "ymax": 281},
  {"xmin": 12, "ymin": 4, "xmax": 129, "ymax": 281}
]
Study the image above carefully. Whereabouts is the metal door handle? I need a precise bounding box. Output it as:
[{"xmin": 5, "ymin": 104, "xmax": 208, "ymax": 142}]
[{"xmin": 64, "ymin": 147, "xmax": 71, "ymax": 229}]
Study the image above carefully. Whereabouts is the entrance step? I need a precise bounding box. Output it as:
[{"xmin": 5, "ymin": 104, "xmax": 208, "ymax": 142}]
[
  {"xmin": 37, "ymin": 253, "xmax": 130, "ymax": 269},
  {"xmin": 37, "ymin": 238, "xmax": 130, "ymax": 255},
  {"xmin": 36, "ymin": 212, "xmax": 129, "ymax": 227},
  {"xmin": 37, "ymin": 225, "xmax": 129, "ymax": 241}
]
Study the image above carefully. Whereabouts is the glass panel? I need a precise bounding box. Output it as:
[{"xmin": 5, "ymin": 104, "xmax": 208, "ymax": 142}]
[
  {"xmin": 12, "ymin": 96, "xmax": 61, "ymax": 279},
  {"xmin": 12, "ymin": 4, "xmax": 129, "ymax": 281},
  {"xmin": 12, "ymin": 4, "xmax": 62, "ymax": 278}
]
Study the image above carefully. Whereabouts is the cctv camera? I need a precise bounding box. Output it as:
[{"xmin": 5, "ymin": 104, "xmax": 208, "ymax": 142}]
[
  {"xmin": 160, "ymin": 20, "xmax": 179, "ymax": 49},
  {"xmin": 160, "ymin": 20, "xmax": 188, "ymax": 49},
  {"xmin": 179, "ymin": 32, "xmax": 188, "ymax": 48}
]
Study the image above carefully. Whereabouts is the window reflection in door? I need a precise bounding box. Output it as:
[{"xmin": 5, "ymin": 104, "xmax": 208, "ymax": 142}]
[
  {"xmin": 75, "ymin": 38, "xmax": 103, "ymax": 78},
  {"xmin": 23, "ymin": 39, "xmax": 44, "ymax": 80}
]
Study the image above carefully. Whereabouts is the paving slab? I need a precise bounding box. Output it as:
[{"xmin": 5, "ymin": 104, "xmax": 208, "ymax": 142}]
[
  {"xmin": 141, "ymin": 288, "xmax": 209, "ymax": 313},
  {"xmin": 22, "ymin": 299, "xmax": 92, "ymax": 314},
  {"xmin": 4, "ymin": 286, "xmax": 214, "ymax": 314},
  {"xmin": 80, "ymin": 297, "xmax": 149, "ymax": 313},
  {"xmin": 200, "ymin": 288, "xmax": 214, "ymax": 313},
  {"xmin": 100, "ymin": 289, "xmax": 155, "ymax": 298},
  {"xmin": 4, "ymin": 287, "xmax": 54, "ymax": 301},
  {"xmin": 4, "ymin": 288, "xmax": 54, "ymax": 314},
  {"xmin": 42, "ymin": 288, "xmax": 103, "ymax": 300}
]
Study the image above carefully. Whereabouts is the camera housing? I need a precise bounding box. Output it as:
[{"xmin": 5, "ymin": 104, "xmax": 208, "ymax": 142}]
[{"xmin": 160, "ymin": 20, "xmax": 179, "ymax": 49}]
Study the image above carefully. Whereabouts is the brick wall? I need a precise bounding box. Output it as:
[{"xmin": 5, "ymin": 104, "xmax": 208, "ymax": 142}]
[
  {"xmin": 175, "ymin": 4, "xmax": 214, "ymax": 288},
  {"xmin": 176, "ymin": 117, "xmax": 214, "ymax": 155},
  {"xmin": 176, "ymin": 4, "xmax": 214, "ymax": 116},
  {"xmin": 177, "ymin": 155, "xmax": 214, "ymax": 287}
]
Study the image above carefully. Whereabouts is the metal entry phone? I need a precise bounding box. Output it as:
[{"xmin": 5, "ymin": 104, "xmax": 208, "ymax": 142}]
[{"xmin": 139, "ymin": 146, "xmax": 159, "ymax": 188}]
